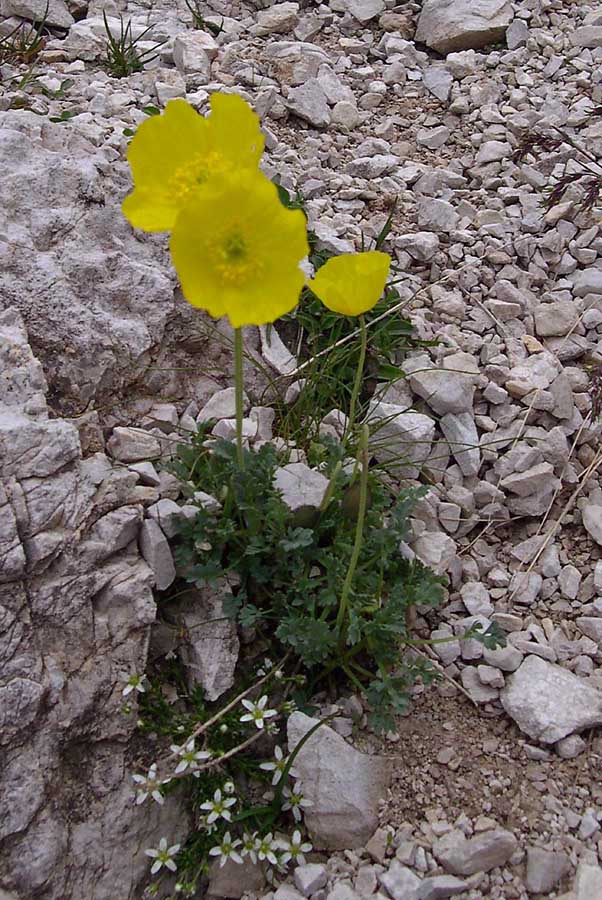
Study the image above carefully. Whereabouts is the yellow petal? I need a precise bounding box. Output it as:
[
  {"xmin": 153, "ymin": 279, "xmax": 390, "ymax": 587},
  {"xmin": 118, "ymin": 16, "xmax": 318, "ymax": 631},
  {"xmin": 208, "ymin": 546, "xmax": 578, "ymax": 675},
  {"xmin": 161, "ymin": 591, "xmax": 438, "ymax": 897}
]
[
  {"xmin": 169, "ymin": 171, "xmax": 309, "ymax": 327},
  {"xmin": 207, "ymin": 93, "xmax": 265, "ymax": 169},
  {"xmin": 308, "ymin": 251, "xmax": 391, "ymax": 316},
  {"xmin": 123, "ymin": 99, "xmax": 209, "ymax": 231}
]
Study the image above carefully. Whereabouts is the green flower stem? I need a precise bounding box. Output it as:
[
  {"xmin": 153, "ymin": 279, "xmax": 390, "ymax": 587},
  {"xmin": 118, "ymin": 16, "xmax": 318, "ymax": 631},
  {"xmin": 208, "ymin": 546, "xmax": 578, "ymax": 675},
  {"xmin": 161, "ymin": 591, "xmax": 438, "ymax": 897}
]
[
  {"xmin": 343, "ymin": 313, "xmax": 367, "ymax": 446},
  {"xmin": 310, "ymin": 639, "xmax": 367, "ymax": 690},
  {"xmin": 335, "ymin": 423, "xmax": 370, "ymax": 638},
  {"xmin": 319, "ymin": 459, "xmax": 343, "ymax": 513},
  {"xmin": 348, "ymin": 659, "xmax": 375, "ymax": 681},
  {"xmin": 342, "ymin": 663, "xmax": 365, "ymax": 694},
  {"xmin": 234, "ymin": 327, "xmax": 244, "ymax": 466},
  {"xmin": 403, "ymin": 634, "xmax": 464, "ymax": 647}
]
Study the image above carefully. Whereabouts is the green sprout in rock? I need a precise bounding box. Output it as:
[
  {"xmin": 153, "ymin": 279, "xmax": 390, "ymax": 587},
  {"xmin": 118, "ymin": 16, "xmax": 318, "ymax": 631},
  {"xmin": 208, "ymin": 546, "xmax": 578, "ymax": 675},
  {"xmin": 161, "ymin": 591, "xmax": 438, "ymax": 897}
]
[{"xmin": 102, "ymin": 12, "xmax": 167, "ymax": 78}]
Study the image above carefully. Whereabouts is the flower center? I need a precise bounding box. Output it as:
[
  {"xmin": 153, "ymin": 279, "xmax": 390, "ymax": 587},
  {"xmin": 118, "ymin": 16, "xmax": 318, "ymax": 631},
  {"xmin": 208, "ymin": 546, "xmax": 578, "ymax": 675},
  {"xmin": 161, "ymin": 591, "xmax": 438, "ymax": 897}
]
[
  {"xmin": 168, "ymin": 151, "xmax": 226, "ymax": 205},
  {"xmin": 214, "ymin": 228, "xmax": 262, "ymax": 286}
]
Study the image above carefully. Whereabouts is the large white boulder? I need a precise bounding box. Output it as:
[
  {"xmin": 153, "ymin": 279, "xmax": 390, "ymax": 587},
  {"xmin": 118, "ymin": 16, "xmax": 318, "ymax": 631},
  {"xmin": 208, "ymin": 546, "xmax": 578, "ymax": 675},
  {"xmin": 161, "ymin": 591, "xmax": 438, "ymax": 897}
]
[{"xmin": 415, "ymin": 0, "xmax": 513, "ymax": 53}]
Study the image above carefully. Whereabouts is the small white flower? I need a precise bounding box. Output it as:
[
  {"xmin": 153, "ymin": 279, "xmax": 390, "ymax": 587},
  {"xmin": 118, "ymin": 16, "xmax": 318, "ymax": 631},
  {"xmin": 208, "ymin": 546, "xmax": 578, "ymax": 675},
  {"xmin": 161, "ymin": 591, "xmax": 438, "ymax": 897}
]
[
  {"xmin": 170, "ymin": 738, "xmax": 212, "ymax": 775},
  {"xmin": 282, "ymin": 782, "xmax": 313, "ymax": 822},
  {"xmin": 209, "ymin": 831, "xmax": 242, "ymax": 868},
  {"xmin": 223, "ymin": 780, "xmax": 236, "ymax": 795},
  {"xmin": 145, "ymin": 837, "xmax": 180, "ymax": 875},
  {"xmin": 240, "ymin": 695, "xmax": 278, "ymax": 730},
  {"xmin": 255, "ymin": 832, "xmax": 279, "ymax": 866},
  {"xmin": 279, "ymin": 830, "xmax": 312, "ymax": 866},
  {"xmin": 132, "ymin": 764, "xmax": 165, "ymax": 806},
  {"xmin": 241, "ymin": 831, "xmax": 259, "ymax": 864},
  {"xmin": 259, "ymin": 745, "xmax": 296, "ymax": 786},
  {"xmin": 200, "ymin": 788, "xmax": 237, "ymax": 824},
  {"xmin": 198, "ymin": 815, "xmax": 218, "ymax": 835},
  {"xmin": 122, "ymin": 674, "xmax": 147, "ymax": 697}
]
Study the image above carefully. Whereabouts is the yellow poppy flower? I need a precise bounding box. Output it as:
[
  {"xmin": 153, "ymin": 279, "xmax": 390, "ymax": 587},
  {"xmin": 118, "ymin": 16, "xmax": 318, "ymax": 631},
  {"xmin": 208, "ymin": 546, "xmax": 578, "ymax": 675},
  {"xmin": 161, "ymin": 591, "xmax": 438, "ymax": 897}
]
[
  {"xmin": 122, "ymin": 93, "xmax": 265, "ymax": 232},
  {"xmin": 169, "ymin": 170, "xmax": 309, "ymax": 328},
  {"xmin": 308, "ymin": 251, "xmax": 391, "ymax": 316}
]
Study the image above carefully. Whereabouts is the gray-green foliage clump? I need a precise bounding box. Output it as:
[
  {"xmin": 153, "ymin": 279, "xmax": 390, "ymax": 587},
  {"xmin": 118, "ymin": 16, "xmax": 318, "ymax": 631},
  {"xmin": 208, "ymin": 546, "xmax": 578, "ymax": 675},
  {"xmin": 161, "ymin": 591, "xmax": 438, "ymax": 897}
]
[{"xmin": 172, "ymin": 429, "xmax": 446, "ymax": 734}]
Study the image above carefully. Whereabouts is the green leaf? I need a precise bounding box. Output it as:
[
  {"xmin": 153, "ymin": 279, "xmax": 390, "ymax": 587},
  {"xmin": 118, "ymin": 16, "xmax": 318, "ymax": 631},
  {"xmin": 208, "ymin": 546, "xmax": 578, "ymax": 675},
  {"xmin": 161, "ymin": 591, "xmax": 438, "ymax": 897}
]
[
  {"xmin": 468, "ymin": 621, "xmax": 507, "ymax": 650},
  {"xmin": 378, "ymin": 363, "xmax": 405, "ymax": 381},
  {"xmin": 280, "ymin": 528, "xmax": 314, "ymax": 552},
  {"xmin": 239, "ymin": 604, "xmax": 264, "ymax": 628}
]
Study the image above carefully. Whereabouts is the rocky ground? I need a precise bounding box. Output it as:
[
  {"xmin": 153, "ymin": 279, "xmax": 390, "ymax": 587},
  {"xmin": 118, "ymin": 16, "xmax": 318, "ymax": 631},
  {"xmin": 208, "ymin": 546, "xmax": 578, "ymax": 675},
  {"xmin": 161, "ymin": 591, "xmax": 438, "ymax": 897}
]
[{"xmin": 2, "ymin": 0, "xmax": 602, "ymax": 898}]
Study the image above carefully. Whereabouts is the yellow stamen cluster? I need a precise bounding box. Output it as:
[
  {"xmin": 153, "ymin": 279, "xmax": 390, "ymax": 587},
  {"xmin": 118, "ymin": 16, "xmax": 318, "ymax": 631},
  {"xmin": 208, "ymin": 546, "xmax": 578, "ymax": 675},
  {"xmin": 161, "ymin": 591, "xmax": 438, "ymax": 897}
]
[{"xmin": 167, "ymin": 151, "xmax": 226, "ymax": 206}]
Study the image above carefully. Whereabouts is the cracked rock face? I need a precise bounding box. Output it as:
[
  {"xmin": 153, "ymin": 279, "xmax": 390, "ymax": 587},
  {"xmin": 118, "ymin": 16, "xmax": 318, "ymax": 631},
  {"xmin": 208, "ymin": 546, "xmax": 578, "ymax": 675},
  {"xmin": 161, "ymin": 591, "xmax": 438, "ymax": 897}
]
[
  {"xmin": 0, "ymin": 112, "xmax": 176, "ymax": 413},
  {"xmin": 0, "ymin": 309, "xmax": 189, "ymax": 899}
]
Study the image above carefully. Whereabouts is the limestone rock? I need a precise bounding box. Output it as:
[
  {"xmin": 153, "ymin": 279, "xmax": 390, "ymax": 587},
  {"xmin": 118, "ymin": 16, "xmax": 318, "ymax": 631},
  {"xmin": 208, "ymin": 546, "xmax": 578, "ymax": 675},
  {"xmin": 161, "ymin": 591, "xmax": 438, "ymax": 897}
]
[
  {"xmin": 583, "ymin": 505, "xmax": 602, "ymax": 545},
  {"xmin": 266, "ymin": 40, "xmax": 330, "ymax": 86},
  {"xmin": 208, "ymin": 856, "xmax": 265, "ymax": 898},
  {"xmin": 417, "ymin": 875, "xmax": 469, "ymax": 899},
  {"xmin": 501, "ymin": 655, "xmax": 602, "ymax": 743},
  {"xmin": 433, "ymin": 827, "xmax": 517, "ymax": 875},
  {"xmin": 367, "ymin": 401, "xmax": 435, "ymax": 479},
  {"xmin": 571, "ymin": 268, "xmax": 602, "ymax": 297},
  {"xmin": 440, "ymin": 412, "xmax": 481, "ymax": 477},
  {"xmin": 198, "ymin": 387, "xmax": 249, "ymax": 422},
  {"xmin": 287, "ymin": 712, "xmax": 391, "ymax": 849},
  {"xmin": 345, "ymin": 0, "xmax": 385, "ymax": 24},
  {"xmin": 0, "ymin": 112, "xmax": 176, "ymax": 411},
  {"xmin": 525, "ymin": 846, "xmax": 570, "ymax": 894},
  {"xmin": 404, "ymin": 352, "xmax": 478, "ymax": 416},
  {"xmin": 254, "ymin": 2, "xmax": 299, "ymax": 36},
  {"xmin": 417, "ymin": 198, "xmax": 460, "ymax": 233},
  {"xmin": 413, "ymin": 532, "xmax": 457, "ymax": 576},
  {"xmin": 460, "ymin": 667, "xmax": 499, "ymax": 703},
  {"xmin": 573, "ymin": 860, "xmax": 602, "ymax": 899},
  {"xmin": 415, "ymin": 0, "xmax": 514, "ymax": 54},
  {"xmin": 1, "ymin": 0, "xmax": 73, "ymax": 28},
  {"xmin": 274, "ymin": 463, "xmax": 329, "ymax": 522},
  {"xmin": 534, "ymin": 302, "xmax": 579, "ymax": 337},
  {"xmin": 173, "ymin": 32, "xmax": 214, "ymax": 78},
  {"xmin": 555, "ymin": 735, "xmax": 587, "ymax": 760},
  {"xmin": 287, "ymin": 80, "xmax": 331, "ymax": 128},
  {"xmin": 107, "ymin": 427, "xmax": 161, "ymax": 463},
  {"xmin": 378, "ymin": 861, "xmax": 422, "ymax": 899},
  {"xmin": 139, "ymin": 519, "xmax": 176, "ymax": 591},
  {"xmin": 167, "ymin": 583, "xmax": 239, "ymax": 701},
  {"xmin": 396, "ymin": 232, "xmax": 440, "ymax": 262},
  {"xmin": 146, "ymin": 498, "xmax": 189, "ymax": 539},
  {"xmin": 422, "ymin": 66, "xmax": 453, "ymax": 102},
  {"xmin": 295, "ymin": 863, "xmax": 328, "ymax": 896},
  {"xmin": 0, "ymin": 311, "xmax": 188, "ymax": 899},
  {"xmin": 570, "ymin": 26, "xmax": 602, "ymax": 49}
]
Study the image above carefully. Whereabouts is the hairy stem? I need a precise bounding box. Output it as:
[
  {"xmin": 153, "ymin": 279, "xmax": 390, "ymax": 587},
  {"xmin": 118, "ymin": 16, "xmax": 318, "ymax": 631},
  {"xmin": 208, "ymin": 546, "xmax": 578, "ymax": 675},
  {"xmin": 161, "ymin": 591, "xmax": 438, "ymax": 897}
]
[
  {"xmin": 335, "ymin": 424, "xmax": 370, "ymax": 638},
  {"xmin": 343, "ymin": 314, "xmax": 367, "ymax": 445},
  {"xmin": 234, "ymin": 327, "xmax": 244, "ymax": 466}
]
